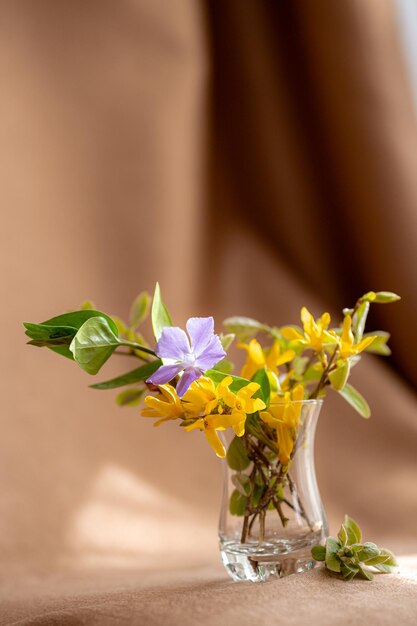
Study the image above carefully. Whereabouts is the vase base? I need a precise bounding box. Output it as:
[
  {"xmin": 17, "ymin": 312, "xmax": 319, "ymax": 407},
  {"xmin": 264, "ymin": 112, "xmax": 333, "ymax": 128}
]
[{"xmin": 220, "ymin": 537, "xmax": 321, "ymax": 582}]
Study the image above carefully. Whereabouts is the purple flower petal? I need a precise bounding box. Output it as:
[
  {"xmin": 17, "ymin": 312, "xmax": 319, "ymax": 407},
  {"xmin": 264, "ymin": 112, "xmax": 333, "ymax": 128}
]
[
  {"xmin": 176, "ymin": 367, "xmax": 202, "ymax": 397},
  {"xmin": 149, "ymin": 317, "xmax": 225, "ymax": 391},
  {"xmin": 155, "ymin": 327, "xmax": 191, "ymax": 361},
  {"xmin": 186, "ymin": 317, "xmax": 214, "ymax": 357},
  {"xmin": 147, "ymin": 364, "xmax": 183, "ymax": 385},
  {"xmin": 194, "ymin": 334, "xmax": 226, "ymax": 370}
]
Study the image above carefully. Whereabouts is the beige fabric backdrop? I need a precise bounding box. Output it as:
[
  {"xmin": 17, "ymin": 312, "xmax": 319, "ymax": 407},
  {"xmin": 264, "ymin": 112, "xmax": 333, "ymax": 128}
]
[{"xmin": 0, "ymin": 0, "xmax": 416, "ymax": 623}]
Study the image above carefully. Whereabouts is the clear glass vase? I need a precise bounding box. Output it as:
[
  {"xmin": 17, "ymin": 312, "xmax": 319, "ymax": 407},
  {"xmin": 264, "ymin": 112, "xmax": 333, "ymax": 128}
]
[{"xmin": 219, "ymin": 400, "xmax": 328, "ymax": 582}]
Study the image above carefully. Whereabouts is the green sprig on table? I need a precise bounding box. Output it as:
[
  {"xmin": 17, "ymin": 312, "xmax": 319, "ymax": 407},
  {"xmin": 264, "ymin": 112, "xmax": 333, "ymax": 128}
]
[{"xmin": 311, "ymin": 515, "xmax": 398, "ymax": 581}]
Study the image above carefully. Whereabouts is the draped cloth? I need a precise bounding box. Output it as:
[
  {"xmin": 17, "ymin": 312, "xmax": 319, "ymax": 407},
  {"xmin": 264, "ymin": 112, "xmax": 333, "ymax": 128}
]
[{"xmin": 0, "ymin": 1, "xmax": 416, "ymax": 623}]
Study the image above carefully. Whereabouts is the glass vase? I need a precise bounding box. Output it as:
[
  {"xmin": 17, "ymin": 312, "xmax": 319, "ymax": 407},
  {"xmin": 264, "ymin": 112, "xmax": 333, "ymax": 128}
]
[{"xmin": 219, "ymin": 400, "xmax": 327, "ymax": 582}]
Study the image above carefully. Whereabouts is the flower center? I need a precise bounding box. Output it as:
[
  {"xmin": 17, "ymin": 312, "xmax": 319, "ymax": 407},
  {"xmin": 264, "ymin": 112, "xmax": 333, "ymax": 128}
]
[{"xmin": 182, "ymin": 352, "xmax": 196, "ymax": 367}]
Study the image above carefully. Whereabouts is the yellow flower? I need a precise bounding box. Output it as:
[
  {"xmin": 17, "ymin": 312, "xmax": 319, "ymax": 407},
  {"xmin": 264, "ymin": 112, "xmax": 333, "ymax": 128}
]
[
  {"xmin": 141, "ymin": 384, "xmax": 184, "ymax": 427},
  {"xmin": 259, "ymin": 384, "xmax": 304, "ymax": 465},
  {"xmin": 281, "ymin": 307, "xmax": 337, "ymax": 352},
  {"xmin": 238, "ymin": 339, "xmax": 295, "ymax": 379},
  {"xmin": 339, "ymin": 315, "xmax": 376, "ymax": 358},
  {"xmin": 184, "ymin": 376, "xmax": 266, "ymax": 458},
  {"xmin": 182, "ymin": 376, "xmax": 219, "ymax": 417},
  {"xmin": 184, "ymin": 413, "xmax": 247, "ymax": 458},
  {"xmin": 218, "ymin": 376, "xmax": 266, "ymax": 424}
]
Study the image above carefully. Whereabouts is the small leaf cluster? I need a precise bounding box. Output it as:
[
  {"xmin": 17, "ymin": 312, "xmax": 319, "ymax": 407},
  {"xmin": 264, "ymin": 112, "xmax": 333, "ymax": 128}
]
[{"xmin": 311, "ymin": 515, "xmax": 398, "ymax": 581}]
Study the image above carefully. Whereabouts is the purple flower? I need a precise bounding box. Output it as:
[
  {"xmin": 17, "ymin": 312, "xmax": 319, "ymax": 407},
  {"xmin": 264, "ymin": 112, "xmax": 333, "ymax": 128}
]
[{"xmin": 147, "ymin": 317, "xmax": 226, "ymax": 397}]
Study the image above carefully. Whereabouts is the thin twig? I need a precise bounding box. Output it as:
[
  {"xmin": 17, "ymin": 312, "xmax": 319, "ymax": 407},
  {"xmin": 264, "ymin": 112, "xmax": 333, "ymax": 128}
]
[
  {"xmin": 248, "ymin": 513, "xmax": 258, "ymax": 536},
  {"xmin": 273, "ymin": 498, "xmax": 289, "ymax": 527},
  {"xmin": 309, "ymin": 346, "xmax": 338, "ymax": 399},
  {"xmin": 246, "ymin": 438, "xmax": 271, "ymax": 469}
]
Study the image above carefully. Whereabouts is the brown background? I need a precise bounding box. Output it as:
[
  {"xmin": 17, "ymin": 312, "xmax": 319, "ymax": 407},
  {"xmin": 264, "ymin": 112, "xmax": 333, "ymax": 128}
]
[{"xmin": 0, "ymin": 0, "xmax": 416, "ymax": 623}]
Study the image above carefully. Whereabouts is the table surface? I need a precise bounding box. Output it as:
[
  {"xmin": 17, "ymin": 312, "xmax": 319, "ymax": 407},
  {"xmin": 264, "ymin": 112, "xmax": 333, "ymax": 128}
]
[{"xmin": 2, "ymin": 556, "xmax": 417, "ymax": 626}]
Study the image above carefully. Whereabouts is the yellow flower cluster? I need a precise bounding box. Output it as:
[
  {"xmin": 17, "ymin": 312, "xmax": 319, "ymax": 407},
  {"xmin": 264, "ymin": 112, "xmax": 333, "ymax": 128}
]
[
  {"xmin": 281, "ymin": 307, "xmax": 376, "ymax": 358},
  {"xmin": 233, "ymin": 307, "xmax": 373, "ymax": 388},
  {"xmin": 281, "ymin": 307, "xmax": 338, "ymax": 351},
  {"xmin": 259, "ymin": 384, "xmax": 304, "ymax": 465},
  {"xmin": 141, "ymin": 376, "xmax": 266, "ymax": 458}
]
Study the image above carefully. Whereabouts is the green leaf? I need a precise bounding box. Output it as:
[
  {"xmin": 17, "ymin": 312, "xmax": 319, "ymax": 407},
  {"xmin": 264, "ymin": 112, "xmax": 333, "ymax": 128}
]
[
  {"xmin": 357, "ymin": 564, "xmax": 374, "ymax": 581},
  {"xmin": 363, "ymin": 332, "xmax": 391, "ymax": 356},
  {"xmin": 24, "ymin": 322, "xmax": 77, "ymax": 359},
  {"xmin": 250, "ymin": 483, "xmax": 264, "ymax": 508},
  {"xmin": 341, "ymin": 563, "xmax": 360, "ymax": 580},
  {"xmin": 219, "ymin": 333, "xmax": 235, "ymax": 351},
  {"xmin": 373, "ymin": 562, "xmax": 398, "ymax": 573},
  {"xmin": 70, "ymin": 317, "xmax": 122, "ymax": 375},
  {"xmin": 378, "ymin": 548, "xmax": 398, "ymax": 568},
  {"xmin": 229, "ymin": 489, "xmax": 247, "ymax": 516},
  {"xmin": 352, "ymin": 301, "xmax": 369, "ymax": 341},
  {"xmin": 344, "ymin": 515, "xmax": 362, "ymax": 544},
  {"xmin": 372, "ymin": 291, "xmax": 401, "ymax": 304},
  {"xmin": 226, "ymin": 436, "xmax": 251, "ymax": 471},
  {"xmin": 25, "ymin": 310, "xmax": 120, "ymax": 361},
  {"xmin": 129, "ymin": 291, "xmax": 151, "ymax": 328},
  {"xmin": 372, "ymin": 563, "xmax": 395, "ymax": 573},
  {"xmin": 213, "ymin": 359, "xmax": 233, "ymax": 374},
  {"xmin": 338, "ymin": 383, "xmax": 371, "ymax": 418},
  {"xmin": 43, "ymin": 310, "xmax": 119, "ymax": 336},
  {"xmin": 231, "ymin": 473, "xmax": 251, "ymax": 496},
  {"xmin": 206, "ymin": 369, "xmax": 251, "ymax": 392},
  {"xmin": 151, "ymin": 282, "xmax": 173, "ymax": 340},
  {"xmin": 325, "ymin": 537, "xmax": 342, "ymax": 572},
  {"xmin": 90, "ymin": 359, "xmax": 162, "ymax": 389},
  {"xmin": 49, "ymin": 346, "xmax": 74, "ymax": 360},
  {"xmin": 27, "ymin": 338, "xmax": 74, "ymax": 348},
  {"xmin": 251, "ymin": 368, "xmax": 270, "ymax": 406},
  {"xmin": 338, "ymin": 524, "xmax": 348, "ymax": 546},
  {"xmin": 363, "ymin": 553, "xmax": 390, "ymax": 566},
  {"xmin": 115, "ymin": 387, "xmax": 145, "ymax": 407},
  {"xmin": 329, "ymin": 360, "xmax": 350, "ymax": 391},
  {"xmin": 357, "ymin": 542, "xmax": 379, "ymax": 562},
  {"xmin": 275, "ymin": 484, "xmax": 284, "ymax": 500},
  {"xmin": 311, "ymin": 545, "xmax": 326, "ymax": 561},
  {"xmin": 222, "ymin": 316, "xmax": 269, "ymax": 341},
  {"xmin": 24, "ymin": 322, "xmax": 76, "ymax": 342}
]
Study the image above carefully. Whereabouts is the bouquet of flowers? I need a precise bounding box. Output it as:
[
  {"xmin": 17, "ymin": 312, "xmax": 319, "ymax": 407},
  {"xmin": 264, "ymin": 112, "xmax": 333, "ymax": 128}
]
[{"xmin": 24, "ymin": 284, "xmax": 400, "ymax": 581}]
